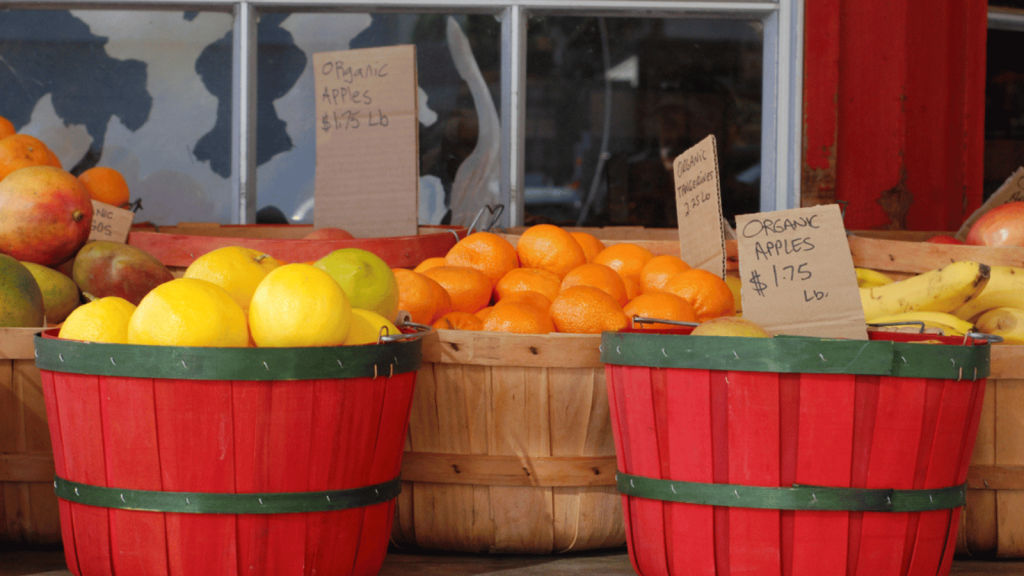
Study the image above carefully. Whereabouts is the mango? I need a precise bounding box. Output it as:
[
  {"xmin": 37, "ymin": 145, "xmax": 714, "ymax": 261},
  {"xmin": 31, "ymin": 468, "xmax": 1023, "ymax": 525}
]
[
  {"xmin": 0, "ymin": 253, "xmax": 44, "ymax": 327},
  {"xmin": 22, "ymin": 261, "xmax": 81, "ymax": 324},
  {"xmin": 73, "ymin": 241, "xmax": 174, "ymax": 306},
  {"xmin": 0, "ymin": 166, "xmax": 93, "ymax": 266}
]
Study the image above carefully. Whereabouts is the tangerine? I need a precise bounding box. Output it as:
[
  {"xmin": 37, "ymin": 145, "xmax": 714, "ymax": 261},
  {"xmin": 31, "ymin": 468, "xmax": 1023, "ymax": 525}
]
[
  {"xmin": 445, "ymin": 232, "xmax": 519, "ymax": 287},
  {"xmin": 433, "ymin": 311, "xmax": 484, "ymax": 331},
  {"xmin": 560, "ymin": 263, "xmax": 628, "ymax": 306},
  {"xmin": 662, "ymin": 268, "xmax": 736, "ymax": 322},
  {"xmin": 413, "ymin": 257, "xmax": 448, "ymax": 274},
  {"xmin": 483, "ymin": 302, "xmax": 554, "ymax": 334},
  {"xmin": 593, "ymin": 243, "xmax": 654, "ymax": 284},
  {"xmin": 549, "ymin": 285, "xmax": 629, "ymax": 334},
  {"xmin": 0, "ymin": 134, "xmax": 60, "ymax": 182},
  {"xmin": 78, "ymin": 166, "xmax": 131, "ymax": 207},
  {"xmin": 422, "ymin": 275, "xmax": 452, "ymax": 323},
  {"xmin": 623, "ymin": 292, "xmax": 698, "ymax": 330},
  {"xmin": 393, "ymin": 268, "xmax": 437, "ymax": 325},
  {"xmin": 570, "ymin": 231, "xmax": 606, "ymax": 263},
  {"xmin": 640, "ymin": 255, "xmax": 692, "ymax": 293},
  {"xmin": 495, "ymin": 290, "xmax": 552, "ymax": 313},
  {"xmin": 0, "ymin": 116, "xmax": 14, "ymax": 140},
  {"xmin": 421, "ymin": 266, "xmax": 492, "ymax": 314},
  {"xmin": 495, "ymin": 267, "xmax": 561, "ymax": 303},
  {"xmin": 515, "ymin": 224, "xmax": 586, "ymax": 278}
]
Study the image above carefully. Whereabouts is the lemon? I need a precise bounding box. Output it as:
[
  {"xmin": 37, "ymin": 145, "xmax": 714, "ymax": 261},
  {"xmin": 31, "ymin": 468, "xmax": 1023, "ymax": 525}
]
[
  {"xmin": 344, "ymin": 308, "xmax": 400, "ymax": 345},
  {"xmin": 58, "ymin": 296, "xmax": 136, "ymax": 343},
  {"xmin": 183, "ymin": 246, "xmax": 282, "ymax": 313},
  {"xmin": 249, "ymin": 263, "xmax": 352, "ymax": 347},
  {"xmin": 314, "ymin": 248, "xmax": 399, "ymax": 321},
  {"xmin": 127, "ymin": 278, "xmax": 249, "ymax": 347}
]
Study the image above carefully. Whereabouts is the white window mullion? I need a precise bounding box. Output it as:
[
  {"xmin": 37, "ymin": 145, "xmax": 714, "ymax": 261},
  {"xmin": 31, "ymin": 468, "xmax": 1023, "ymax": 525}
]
[
  {"xmin": 232, "ymin": 0, "xmax": 258, "ymax": 224},
  {"xmin": 500, "ymin": 4, "xmax": 527, "ymax": 227}
]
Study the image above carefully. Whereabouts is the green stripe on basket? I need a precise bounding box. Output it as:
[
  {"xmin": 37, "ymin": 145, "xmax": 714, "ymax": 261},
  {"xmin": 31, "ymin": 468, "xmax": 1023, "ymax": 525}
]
[
  {"xmin": 34, "ymin": 334, "xmax": 421, "ymax": 381},
  {"xmin": 54, "ymin": 476, "xmax": 401, "ymax": 514},
  {"xmin": 600, "ymin": 332, "xmax": 989, "ymax": 380},
  {"xmin": 616, "ymin": 472, "xmax": 966, "ymax": 512}
]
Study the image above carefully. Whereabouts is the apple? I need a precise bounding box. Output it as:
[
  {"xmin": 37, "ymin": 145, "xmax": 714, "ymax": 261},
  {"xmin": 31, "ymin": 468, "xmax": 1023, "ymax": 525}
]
[
  {"xmin": 690, "ymin": 316, "xmax": 772, "ymax": 338},
  {"xmin": 926, "ymin": 235, "xmax": 963, "ymax": 245},
  {"xmin": 305, "ymin": 227, "xmax": 355, "ymax": 240},
  {"xmin": 965, "ymin": 202, "xmax": 1024, "ymax": 246}
]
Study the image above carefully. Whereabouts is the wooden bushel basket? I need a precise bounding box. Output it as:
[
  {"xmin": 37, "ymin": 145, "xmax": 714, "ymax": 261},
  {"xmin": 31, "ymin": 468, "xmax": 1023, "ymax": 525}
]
[
  {"xmin": 603, "ymin": 327, "xmax": 989, "ymax": 576},
  {"xmin": 35, "ymin": 329, "xmax": 421, "ymax": 576},
  {"xmin": 0, "ymin": 327, "xmax": 60, "ymax": 545},
  {"xmin": 390, "ymin": 330, "xmax": 625, "ymax": 554}
]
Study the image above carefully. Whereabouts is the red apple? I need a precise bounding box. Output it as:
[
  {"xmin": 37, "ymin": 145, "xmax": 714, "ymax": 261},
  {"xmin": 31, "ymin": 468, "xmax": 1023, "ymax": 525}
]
[
  {"xmin": 926, "ymin": 235, "xmax": 964, "ymax": 245},
  {"xmin": 304, "ymin": 227, "xmax": 355, "ymax": 240},
  {"xmin": 966, "ymin": 202, "xmax": 1024, "ymax": 246}
]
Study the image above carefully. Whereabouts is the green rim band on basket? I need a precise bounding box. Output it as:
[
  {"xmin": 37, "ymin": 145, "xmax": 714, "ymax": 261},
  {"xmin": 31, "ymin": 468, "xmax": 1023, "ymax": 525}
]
[
  {"xmin": 54, "ymin": 476, "xmax": 401, "ymax": 514},
  {"xmin": 34, "ymin": 334, "xmax": 421, "ymax": 381},
  {"xmin": 616, "ymin": 472, "xmax": 966, "ymax": 512},
  {"xmin": 600, "ymin": 332, "xmax": 989, "ymax": 380}
]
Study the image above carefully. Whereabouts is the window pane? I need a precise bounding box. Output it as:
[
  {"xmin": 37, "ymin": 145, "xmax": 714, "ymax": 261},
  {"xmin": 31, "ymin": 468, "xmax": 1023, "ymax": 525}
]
[
  {"xmin": 985, "ymin": 27, "xmax": 1024, "ymax": 199},
  {"xmin": 525, "ymin": 16, "xmax": 763, "ymax": 227},
  {"xmin": 256, "ymin": 13, "xmax": 501, "ymax": 225},
  {"xmin": 0, "ymin": 9, "xmax": 234, "ymax": 225}
]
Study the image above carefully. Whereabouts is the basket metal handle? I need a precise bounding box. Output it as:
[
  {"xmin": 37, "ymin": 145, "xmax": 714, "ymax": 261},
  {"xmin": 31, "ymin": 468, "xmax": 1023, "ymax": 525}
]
[{"xmin": 631, "ymin": 316, "xmax": 700, "ymax": 329}]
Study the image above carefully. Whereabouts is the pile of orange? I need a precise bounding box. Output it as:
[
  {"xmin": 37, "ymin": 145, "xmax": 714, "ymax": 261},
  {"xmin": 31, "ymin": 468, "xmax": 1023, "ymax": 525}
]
[{"xmin": 393, "ymin": 225, "xmax": 739, "ymax": 335}]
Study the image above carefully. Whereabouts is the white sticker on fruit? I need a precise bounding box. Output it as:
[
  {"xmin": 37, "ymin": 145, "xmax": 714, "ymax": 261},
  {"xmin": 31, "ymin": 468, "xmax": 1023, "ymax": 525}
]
[
  {"xmin": 88, "ymin": 200, "xmax": 134, "ymax": 244},
  {"xmin": 735, "ymin": 204, "xmax": 868, "ymax": 340}
]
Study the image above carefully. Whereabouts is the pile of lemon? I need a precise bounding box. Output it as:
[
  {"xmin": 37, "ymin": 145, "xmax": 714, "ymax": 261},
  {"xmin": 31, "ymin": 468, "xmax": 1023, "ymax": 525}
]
[{"xmin": 58, "ymin": 247, "xmax": 402, "ymax": 348}]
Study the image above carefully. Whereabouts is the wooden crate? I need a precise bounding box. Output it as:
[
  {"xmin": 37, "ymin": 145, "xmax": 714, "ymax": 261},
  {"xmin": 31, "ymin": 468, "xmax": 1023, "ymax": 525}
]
[
  {"xmin": 391, "ymin": 330, "xmax": 624, "ymax": 554},
  {"xmin": 0, "ymin": 328, "xmax": 60, "ymax": 545}
]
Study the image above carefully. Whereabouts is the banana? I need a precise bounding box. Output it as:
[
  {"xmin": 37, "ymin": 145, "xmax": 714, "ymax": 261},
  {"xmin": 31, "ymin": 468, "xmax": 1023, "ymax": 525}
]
[
  {"xmin": 979, "ymin": 266, "xmax": 1024, "ymax": 293},
  {"xmin": 975, "ymin": 307, "xmax": 1024, "ymax": 345},
  {"xmin": 950, "ymin": 288, "xmax": 1024, "ymax": 322},
  {"xmin": 856, "ymin": 268, "xmax": 896, "ymax": 288},
  {"xmin": 866, "ymin": 311, "xmax": 975, "ymax": 337},
  {"xmin": 860, "ymin": 261, "xmax": 991, "ymax": 320}
]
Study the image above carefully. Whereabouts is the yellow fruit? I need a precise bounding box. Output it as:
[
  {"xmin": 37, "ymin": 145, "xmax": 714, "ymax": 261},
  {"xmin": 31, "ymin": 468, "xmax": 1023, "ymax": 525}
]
[
  {"xmin": 183, "ymin": 246, "xmax": 282, "ymax": 313},
  {"xmin": 344, "ymin": 308, "xmax": 400, "ymax": 345},
  {"xmin": 127, "ymin": 278, "xmax": 249, "ymax": 347},
  {"xmin": 59, "ymin": 296, "xmax": 136, "ymax": 343},
  {"xmin": 724, "ymin": 273, "xmax": 742, "ymax": 313},
  {"xmin": 249, "ymin": 263, "xmax": 351, "ymax": 347},
  {"xmin": 21, "ymin": 261, "xmax": 79, "ymax": 324},
  {"xmin": 690, "ymin": 316, "xmax": 772, "ymax": 338},
  {"xmin": 314, "ymin": 248, "xmax": 399, "ymax": 321}
]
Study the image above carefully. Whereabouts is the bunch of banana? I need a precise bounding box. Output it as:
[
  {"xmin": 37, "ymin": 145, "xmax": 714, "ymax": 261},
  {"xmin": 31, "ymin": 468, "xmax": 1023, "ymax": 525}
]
[
  {"xmin": 976, "ymin": 307, "xmax": 1024, "ymax": 345},
  {"xmin": 866, "ymin": 311, "xmax": 975, "ymax": 337},
  {"xmin": 949, "ymin": 266, "xmax": 1024, "ymax": 322},
  {"xmin": 856, "ymin": 268, "xmax": 896, "ymax": 288},
  {"xmin": 860, "ymin": 261, "xmax": 991, "ymax": 321}
]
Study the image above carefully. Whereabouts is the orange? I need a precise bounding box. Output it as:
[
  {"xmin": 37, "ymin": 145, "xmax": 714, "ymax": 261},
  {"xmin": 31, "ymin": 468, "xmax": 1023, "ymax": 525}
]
[
  {"xmin": 663, "ymin": 268, "xmax": 736, "ymax": 322},
  {"xmin": 0, "ymin": 116, "xmax": 14, "ymax": 140},
  {"xmin": 475, "ymin": 306, "xmax": 495, "ymax": 321},
  {"xmin": 560, "ymin": 263, "xmax": 628, "ymax": 306},
  {"xmin": 623, "ymin": 276, "xmax": 642, "ymax": 301},
  {"xmin": 422, "ymin": 275, "xmax": 452, "ymax": 323},
  {"xmin": 421, "ymin": 266, "xmax": 492, "ymax": 314},
  {"xmin": 0, "ymin": 134, "xmax": 60, "ymax": 183},
  {"xmin": 623, "ymin": 292, "xmax": 698, "ymax": 330},
  {"xmin": 593, "ymin": 243, "xmax": 654, "ymax": 284},
  {"xmin": 78, "ymin": 166, "xmax": 130, "ymax": 207},
  {"xmin": 640, "ymin": 255, "xmax": 692, "ymax": 293},
  {"xmin": 495, "ymin": 267, "xmax": 561, "ymax": 303},
  {"xmin": 445, "ymin": 232, "xmax": 519, "ymax": 287},
  {"xmin": 483, "ymin": 302, "xmax": 554, "ymax": 334},
  {"xmin": 433, "ymin": 311, "xmax": 484, "ymax": 331},
  {"xmin": 393, "ymin": 268, "xmax": 437, "ymax": 325},
  {"xmin": 549, "ymin": 285, "xmax": 629, "ymax": 334},
  {"xmin": 570, "ymin": 231, "xmax": 606, "ymax": 263},
  {"xmin": 515, "ymin": 224, "xmax": 587, "ymax": 278},
  {"xmin": 496, "ymin": 290, "xmax": 552, "ymax": 313},
  {"xmin": 414, "ymin": 257, "xmax": 448, "ymax": 274}
]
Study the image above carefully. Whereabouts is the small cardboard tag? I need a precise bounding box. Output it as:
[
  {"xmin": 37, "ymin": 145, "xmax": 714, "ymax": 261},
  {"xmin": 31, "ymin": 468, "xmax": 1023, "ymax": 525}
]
[
  {"xmin": 736, "ymin": 204, "xmax": 867, "ymax": 340},
  {"xmin": 313, "ymin": 45, "xmax": 419, "ymax": 238},
  {"xmin": 674, "ymin": 135, "xmax": 726, "ymax": 278},
  {"xmin": 88, "ymin": 200, "xmax": 134, "ymax": 244},
  {"xmin": 955, "ymin": 167, "xmax": 1024, "ymax": 241}
]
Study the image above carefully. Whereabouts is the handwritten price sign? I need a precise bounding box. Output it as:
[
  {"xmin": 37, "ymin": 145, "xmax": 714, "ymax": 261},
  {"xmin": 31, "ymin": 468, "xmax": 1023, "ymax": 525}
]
[
  {"xmin": 674, "ymin": 135, "xmax": 725, "ymax": 278},
  {"xmin": 87, "ymin": 200, "xmax": 133, "ymax": 244},
  {"xmin": 736, "ymin": 204, "xmax": 867, "ymax": 339}
]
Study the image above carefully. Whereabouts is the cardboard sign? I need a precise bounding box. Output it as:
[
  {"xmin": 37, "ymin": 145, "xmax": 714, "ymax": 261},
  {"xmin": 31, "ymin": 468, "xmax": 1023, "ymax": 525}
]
[
  {"xmin": 88, "ymin": 200, "xmax": 134, "ymax": 244},
  {"xmin": 955, "ymin": 166, "xmax": 1024, "ymax": 241},
  {"xmin": 736, "ymin": 204, "xmax": 867, "ymax": 340},
  {"xmin": 313, "ymin": 45, "xmax": 419, "ymax": 238},
  {"xmin": 674, "ymin": 135, "xmax": 726, "ymax": 278}
]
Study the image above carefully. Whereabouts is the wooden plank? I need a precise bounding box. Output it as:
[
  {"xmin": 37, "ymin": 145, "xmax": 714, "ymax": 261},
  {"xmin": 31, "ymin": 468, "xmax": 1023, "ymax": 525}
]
[
  {"xmin": 422, "ymin": 331, "xmax": 603, "ymax": 368},
  {"xmin": 995, "ymin": 378, "xmax": 1024, "ymax": 557},
  {"xmin": 990, "ymin": 347, "xmax": 1024, "ymax": 380},
  {"xmin": 0, "ymin": 454, "xmax": 54, "ymax": 483},
  {"xmin": 0, "ymin": 328, "xmax": 39, "ymax": 360},
  {"xmin": 847, "ymin": 235, "xmax": 1024, "ymax": 275},
  {"xmin": 962, "ymin": 379, "xmax": 998, "ymax": 556}
]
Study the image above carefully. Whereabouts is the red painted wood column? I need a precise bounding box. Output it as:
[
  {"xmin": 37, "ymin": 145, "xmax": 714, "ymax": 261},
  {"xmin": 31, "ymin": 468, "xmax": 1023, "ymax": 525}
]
[{"xmin": 802, "ymin": 0, "xmax": 988, "ymax": 231}]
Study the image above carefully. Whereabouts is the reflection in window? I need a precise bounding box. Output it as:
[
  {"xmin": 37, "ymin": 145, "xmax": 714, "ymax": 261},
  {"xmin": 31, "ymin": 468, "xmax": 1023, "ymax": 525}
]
[
  {"xmin": 524, "ymin": 16, "xmax": 763, "ymax": 228},
  {"xmin": 985, "ymin": 25, "xmax": 1024, "ymax": 198}
]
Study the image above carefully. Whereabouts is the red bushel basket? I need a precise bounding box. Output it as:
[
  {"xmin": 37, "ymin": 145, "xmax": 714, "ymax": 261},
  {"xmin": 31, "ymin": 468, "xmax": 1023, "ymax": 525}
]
[
  {"xmin": 34, "ymin": 328, "xmax": 423, "ymax": 576},
  {"xmin": 601, "ymin": 327, "xmax": 991, "ymax": 576}
]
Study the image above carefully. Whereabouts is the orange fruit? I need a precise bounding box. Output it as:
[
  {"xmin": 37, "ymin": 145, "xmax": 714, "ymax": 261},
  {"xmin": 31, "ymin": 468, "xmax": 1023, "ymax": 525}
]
[
  {"xmin": 560, "ymin": 263, "xmax": 628, "ymax": 306},
  {"xmin": 623, "ymin": 292, "xmax": 698, "ymax": 330},
  {"xmin": 663, "ymin": 268, "xmax": 736, "ymax": 322},
  {"xmin": 421, "ymin": 266, "xmax": 492, "ymax": 314},
  {"xmin": 414, "ymin": 257, "xmax": 448, "ymax": 274},
  {"xmin": 0, "ymin": 116, "xmax": 14, "ymax": 140},
  {"xmin": 515, "ymin": 224, "xmax": 587, "ymax": 278},
  {"xmin": 393, "ymin": 268, "xmax": 437, "ymax": 325},
  {"xmin": 549, "ymin": 285, "xmax": 629, "ymax": 334},
  {"xmin": 570, "ymin": 231, "xmax": 606, "ymax": 263},
  {"xmin": 640, "ymin": 255, "xmax": 692, "ymax": 293},
  {"xmin": 483, "ymin": 302, "xmax": 554, "ymax": 334},
  {"xmin": 496, "ymin": 290, "xmax": 552, "ymax": 313},
  {"xmin": 495, "ymin": 267, "xmax": 561, "ymax": 303},
  {"xmin": 623, "ymin": 276, "xmax": 642, "ymax": 301},
  {"xmin": 475, "ymin": 306, "xmax": 495, "ymax": 320},
  {"xmin": 445, "ymin": 232, "xmax": 519, "ymax": 287},
  {"xmin": 433, "ymin": 311, "xmax": 484, "ymax": 331},
  {"xmin": 593, "ymin": 243, "xmax": 654, "ymax": 284},
  {"xmin": 0, "ymin": 134, "xmax": 60, "ymax": 182},
  {"xmin": 78, "ymin": 166, "xmax": 130, "ymax": 207},
  {"xmin": 422, "ymin": 275, "xmax": 452, "ymax": 323}
]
